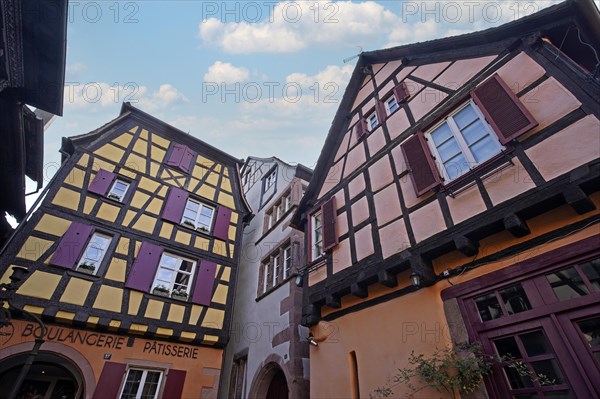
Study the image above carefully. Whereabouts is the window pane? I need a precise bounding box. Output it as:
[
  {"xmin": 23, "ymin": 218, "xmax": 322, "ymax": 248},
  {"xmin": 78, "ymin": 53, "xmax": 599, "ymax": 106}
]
[
  {"xmin": 577, "ymin": 317, "xmax": 600, "ymax": 347},
  {"xmin": 469, "ymin": 135, "xmax": 500, "ymax": 163},
  {"xmin": 494, "ymin": 336, "xmax": 521, "ymax": 358},
  {"xmin": 453, "ymin": 104, "xmax": 478, "ymax": 130},
  {"xmin": 547, "ymin": 267, "xmax": 589, "ymax": 301},
  {"xmin": 431, "ymin": 123, "xmax": 453, "ymax": 146},
  {"xmin": 140, "ymin": 371, "xmax": 161, "ymax": 399},
  {"xmin": 443, "ymin": 152, "xmax": 469, "ymax": 181},
  {"xmin": 461, "ymin": 120, "xmax": 488, "ymax": 145},
  {"xmin": 530, "ymin": 359, "xmax": 564, "ymax": 385},
  {"xmin": 160, "ymin": 254, "xmax": 179, "ymax": 269},
  {"xmin": 121, "ymin": 370, "xmax": 143, "ymax": 399},
  {"xmin": 475, "ymin": 292, "xmax": 503, "ymax": 321},
  {"xmin": 155, "ymin": 267, "xmax": 173, "ymax": 284},
  {"xmin": 580, "ymin": 258, "xmax": 600, "ymax": 291},
  {"xmin": 437, "ymin": 138, "xmax": 462, "ymax": 163},
  {"xmin": 520, "ymin": 331, "xmax": 551, "ymax": 357},
  {"xmin": 499, "ymin": 284, "xmax": 531, "ymax": 315},
  {"xmin": 185, "ymin": 200, "xmax": 200, "ymax": 212},
  {"xmin": 504, "ymin": 366, "xmax": 533, "ymax": 389}
]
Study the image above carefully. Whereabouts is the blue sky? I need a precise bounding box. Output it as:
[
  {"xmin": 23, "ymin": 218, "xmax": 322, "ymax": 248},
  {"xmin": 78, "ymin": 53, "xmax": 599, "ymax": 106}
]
[{"xmin": 34, "ymin": 0, "xmax": 597, "ymax": 210}]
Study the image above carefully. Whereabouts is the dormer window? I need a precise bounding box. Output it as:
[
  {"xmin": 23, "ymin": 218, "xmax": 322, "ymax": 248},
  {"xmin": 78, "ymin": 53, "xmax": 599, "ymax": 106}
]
[
  {"xmin": 107, "ymin": 179, "xmax": 130, "ymax": 202},
  {"xmin": 265, "ymin": 170, "xmax": 276, "ymax": 190},
  {"xmin": 367, "ymin": 112, "xmax": 379, "ymax": 131},
  {"xmin": 385, "ymin": 95, "xmax": 399, "ymax": 115}
]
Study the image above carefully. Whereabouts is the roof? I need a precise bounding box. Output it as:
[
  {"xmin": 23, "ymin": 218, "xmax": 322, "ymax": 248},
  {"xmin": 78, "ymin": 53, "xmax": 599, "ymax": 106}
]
[{"xmin": 291, "ymin": 0, "xmax": 600, "ymax": 229}]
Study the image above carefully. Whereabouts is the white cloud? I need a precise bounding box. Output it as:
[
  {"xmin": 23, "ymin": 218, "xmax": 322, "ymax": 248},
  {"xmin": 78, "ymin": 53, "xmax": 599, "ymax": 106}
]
[
  {"xmin": 138, "ymin": 84, "xmax": 189, "ymax": 111},
  {"xmin": 203, "ymin": 61, "xmax": 250, "ymax": 84},
  {"xmin": 66, "ymin": 62, "xmax": 86, "ymax": 78}
]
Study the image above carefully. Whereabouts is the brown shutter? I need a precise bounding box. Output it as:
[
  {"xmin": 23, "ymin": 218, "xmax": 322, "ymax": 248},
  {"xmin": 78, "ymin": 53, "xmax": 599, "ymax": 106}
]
[
  {"xmin": 162, "ymin": 369, "xmax": 187, "ymax": 399},
  {"xmin": 92, "ymin": 362, "xmax": 126, "ymax": 399},
  {"xmin": 321, "ymin": 197, "xmax": 337, "ymax": 251},
  {"xmin": 376, "ymin": 101, "xmax": 387, "ymax": 123},
  {"xmin": 393, "ymin": 81, "xmax": 409, "ymax": 103},
  {"xmin": 471, "ymin": 73, "xmax": 537, "ymax": 144},
  {"xmin": 400, "ymin": 132, "xmax": 442, "ymax": 197},
  {"xmin": 355, "ymin": 119, "xmax": 367, "ymax": 141}
]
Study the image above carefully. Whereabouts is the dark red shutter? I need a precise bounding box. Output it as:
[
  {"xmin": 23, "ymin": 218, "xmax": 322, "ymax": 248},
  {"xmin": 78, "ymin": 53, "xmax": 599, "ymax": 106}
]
[
  {"xmin": 401, "ymin": 132, "xmax": 442, "ymax": 197},
  {"xmin": 167, "ymin": 143, "xmax": 186, "ymax": 167},
  {"xmin": 376, "ymin": 101, "xmax": 387, "ymax": 123},
  {"xmin": 125, "ymin": 242, "xmax": 163, "ymax": 292},
  {"xmin": 212, "ymin": 205, "xmax": 232, "ymax": 241},
  {"xmin": 393, "ymin": 81, "xmax": 409, "ymax": 103},
  {"xmin": 321, "ymin": 197, "xmax": 337, "ymax": 251},
  {"xmin": 179, "ymin": 146, "xmax": 196, "ymax": 173},
  {"xmin": 49, "ymin": 222, "xmax": 93, "ymax": 268},
  {"xmin": 192, "ymin": 260, "xmax": 217, "ymax": 306},
  {"xmin": 92, "ymin": 362, "xmax": 126, "ymax": 399},
  {"xmin": 471, "ymin": 73, "xmax": 537, "ymax": 144},
  {"xmin": 88, "ymin": 169, "xmax": 116, "ymax": 196},
  {"xmin": 162, "ymin": 186, "xmax": 189, "ymax": 223},
  {"xmin": 355, "ymin": 119, "xmax": 367, "ymax": 141},
  {"xmin": 162, "ymin": 369, "xmax": 187, "ymax": 399}
]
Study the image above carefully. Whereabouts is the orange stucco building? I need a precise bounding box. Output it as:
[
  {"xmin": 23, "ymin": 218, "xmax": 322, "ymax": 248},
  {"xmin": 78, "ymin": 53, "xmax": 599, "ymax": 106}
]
[
  {"xmin": 292, "ymin": 1, "xmax": 600, "ymax": 398},
  {"xmin": 0, "ymin": 104, "xmax": 250, "ymax": 398}
]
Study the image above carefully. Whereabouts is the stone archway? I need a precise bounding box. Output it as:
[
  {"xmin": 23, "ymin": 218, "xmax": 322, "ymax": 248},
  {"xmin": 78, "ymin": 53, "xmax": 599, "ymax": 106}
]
[{"xmin": 247, "ymin": 355, "xmax": 291, "ymax": 399}]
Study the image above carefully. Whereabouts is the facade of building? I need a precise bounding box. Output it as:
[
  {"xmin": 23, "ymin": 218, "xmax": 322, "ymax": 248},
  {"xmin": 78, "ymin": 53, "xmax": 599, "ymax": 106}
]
[
  {"xmin": 220, "ymin": 157, "xmax": 312, "ymax": 399},
  {"xmin": 0, "ymin": 0, "xmax": 68, "ymax": 244},
  {"xmin": 292, "ymin": 1, "xmax": 600, "ymax": 398},
  {"xmin": 0, "ymin": 103, "xmax": 250, "ymax": 398}
]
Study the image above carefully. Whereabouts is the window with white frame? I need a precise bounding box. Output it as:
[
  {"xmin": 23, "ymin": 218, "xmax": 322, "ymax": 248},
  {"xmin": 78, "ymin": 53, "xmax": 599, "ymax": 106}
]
[
  {"xmin": 367, "ymin": 112, "xmax": 378, "ymax": 131},
  {"xmin": 77, "ymin": 233, "xmax": 112, "ymax": 275},
  {"xmin": 107, "ymin": 179, "xmax": 130, "ymax": 202},
  {"xmin": 120, "ymin": 368, "xmax": 163, "ymax": 399},
  {"xmin": 181, "ymin": 198, "xmax": 214, "ymax": 233},
  {"xmin": 312, "ymin": 211, "xmax": 323, "ymax": 260},
  {"xmin": 385, "ymin": 95, "xmax": 399, "ymax": 115},
  {"xmin": 426, "ymin": 101, "xmax": 504, "ymax": 182},
  {"xmin": 263, "ymin": 262, "xmax": 269, "ymax": 294},
  {"xmin": 273, "ymin": 255, "xmax": 280, "ymax": 286},
  {"xmin": 152, "ymin": 253, "xmax": 196, "ymax": 298},
  {"xmin": 283, "ymin": 246, "xmax": 292, "ymax": 279},
  {"xmin": 284, "ymin": 195, "xmax": 291, "ymax": 212},
  {"xmin": 265, "ymin": 170, "xmax": 276, "ymax": 190}
]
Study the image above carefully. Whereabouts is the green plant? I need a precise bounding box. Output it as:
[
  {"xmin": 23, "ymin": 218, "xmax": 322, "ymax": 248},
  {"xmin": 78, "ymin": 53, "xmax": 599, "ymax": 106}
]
[
  {"xmin": 171, "ymin": 288, "xmax": 188, "ymax": 298},
  {"xmin": 182, "ymin": 219, "xmax": 196, "ymax": 228},
  {"xmin": 153, "ymin": 285, "xmax": 169, "ymax": 293},
  {"xmin": 196, "ymin": 225, "xmax": 209, "ymax": 233},
  {"xmin": 107, "ymin": 193, "xmax": 122, "ymax": 201},
  {"xmin": 77, "ymin": 262, "xmax": 96, "ymax": 272}
]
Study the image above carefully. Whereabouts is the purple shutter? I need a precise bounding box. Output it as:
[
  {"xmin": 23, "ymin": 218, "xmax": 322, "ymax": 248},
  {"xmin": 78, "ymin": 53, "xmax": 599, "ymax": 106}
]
[
  {"xmin": 88, "ymin": 169, "xmax": 116, "ymax": 196},
  {"xmin": 393, "ymin": 81, "xmax": 409, "ymax": 103},
  {"xmin": 49, "ymin": 222, "xmax": 93, "ymax": 269},
  {"xmin": 401, "ymin": 132, "xmax": 442, "ymax": 197},
  {"xmin": 321, "ymin": 197, "xmax": 337, "ymax": 251},
  {"xmin": 192, "ymin": 260, "xmax": 217, "ymax": 306},
  {"xmin": 167, "ymin": 143, "xmax": 185, "ymax": 167},
  {"xmin": 471, "ymin": 73, "xmax": 537, "ymax": 144},
  {"xmin": 212, "ymin": 205, "xmax": 232, "ymax": 241},
  {"xmin": 162, "ymin": 187, "xmax": 189, "ymax": 223},
  {"xmin": 376, "ymin": 101, "xmax": 387, "ymax": 123},
  {"xmin": 125, "ymin": 242, "xmax": 163, "ymax": 292},
  {"xmin": 162, "ymin": 369, "xmax": 187, "ymax": 399},
  {"xmin": 179, "ymin": 146, "xmax": 196, "ymax": 173},
  {"xmin": 92, "ymin": 362, "xmax": 126, "ymax": 399},
  {"xmin": 355, "ymin": 119, "xmax": 367, "ymax": 141}
]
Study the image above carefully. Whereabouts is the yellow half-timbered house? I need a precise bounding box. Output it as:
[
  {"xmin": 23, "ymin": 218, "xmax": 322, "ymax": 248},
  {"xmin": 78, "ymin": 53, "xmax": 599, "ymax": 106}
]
[{"xmin": 0, "ymin": 103, "xmax": 250, "ymax": 399}]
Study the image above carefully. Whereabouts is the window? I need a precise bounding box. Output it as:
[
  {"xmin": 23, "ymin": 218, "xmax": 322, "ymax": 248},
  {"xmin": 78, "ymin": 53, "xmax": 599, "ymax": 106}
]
[
  {"xmin": 474, "ymin": 283, "xmax": 532, "ymax": 322},
  {"xmin": 76, "ymin": 232, "xmax": 112, "ymax": 275},
  {"xmin": 285, "ymin": 196, "xmax": 291, "ymax": 211},
  {"xmin": 120, "ymin": 368, "xmax": 163, "ymax": 399},
  {"xmin": 181, "ymin": 198, "xmax": 214, "ymax": 233},
  {"xmin": 107, "ymin": 179, "xmax": 130, "ymax": 202},
  {"xmin": 283, "ymin": 246, "xmax": 292, "ymax": 279},
  {"xmin": 265, "ymin": 170, "xmax": 276, "ymax": 190},
  {"xmin": 426, "ymin": 101, "xmax": 504, "ymax": 182},
  {"xmin": 152, "ymin": 252, "xmax": 196, "ymax": 299},
  {"xmin": 228, "ymin": 357, "xmax": 247, "ymax": 399},
  {"xmin": 273, "ymin": 255, "xmax": 280, "ymax": 286},
  {"xmin": 265, "ymin": 262, "xmax": 272, "ymax": 292},
  {"xmin": 367, "ymin": 112, "xmax": 378, "ymax": 131},
  {"xmin": 385, "ymin": 95, "xmax": 399, "ymax": 115},
  {"xmin": 263, "ymin": 262, "xmax": 270, "ymax": 294},
  {"xmin": 312, "ymin": 211, "xmax": 323, "ymax": 260}
]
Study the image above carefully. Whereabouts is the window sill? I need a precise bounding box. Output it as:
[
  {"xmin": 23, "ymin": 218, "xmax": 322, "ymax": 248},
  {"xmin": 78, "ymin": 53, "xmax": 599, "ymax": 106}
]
[
  {"xmin": 67, "ymin": 269, "xmax": 101, "ymax": 281},
  {"xmin": 179, "ymin": 222, "xmax": 212, "ymax": 237}
]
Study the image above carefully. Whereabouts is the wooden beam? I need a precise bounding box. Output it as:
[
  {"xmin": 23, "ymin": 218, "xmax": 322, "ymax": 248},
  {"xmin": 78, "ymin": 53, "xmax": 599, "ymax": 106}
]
[
  {"xmin": 504, "ymin": 214, "xmax": 530, "ymax": 237},
  {"xmin": 350, "ymin": 282, "xmax": 368, "ymax": 299},
  {"xmin": 410, "ymin": 256, "xmax": 436, "ymax": 284},
  {"xmin": 325, "ymin": 294, "xmax": 341, "ymax": 309},
  {"xmin": 453, "ymin": 235, "xmax": 479, "ymax": 257},
  {"xmin": 377, "ymin": 270, "xmax": 398, "ymax": 288},
  {"xmin": 303, "ymin": 304, "xmax": 321, "ymax": 326},
  {"xmin": 563, "ymin": 186, "xmax": 596, "ymax": 215}
]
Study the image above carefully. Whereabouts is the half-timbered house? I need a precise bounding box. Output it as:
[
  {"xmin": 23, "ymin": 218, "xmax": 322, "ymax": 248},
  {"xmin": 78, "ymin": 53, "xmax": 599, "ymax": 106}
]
[
  {"xmin": 292, "ymin": 1, "xmax": 600, "ymax": 398},
  {"xmin": 220, "ymin": 157, "xmax": 312, "ymax": 399},
  {"xmin": 0, "ymin": 103, "xmax": 250, "ymax": 398}
]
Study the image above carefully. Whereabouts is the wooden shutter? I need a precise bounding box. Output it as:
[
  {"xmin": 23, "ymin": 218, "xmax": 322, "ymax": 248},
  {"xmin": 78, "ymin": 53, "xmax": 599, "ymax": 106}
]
[
  {"xmin": 355, "ymin": 119, "xmax": 367, "ymax": 141},
  {"xmin": 192, "ymin": 260, "xmax": 217, "ymax": 306},
  {"xmin": 163, "ymin": 369, "xmax": 187, "ymax": 399},
  {"xmin": 49, "ymin": 222, "xmax": 93, "ymax": 268},
  {"xmin": 162, "ymin": 186, "xmax": 189, "ymax": 223},
  {"xmin": 393, "ymin": 81, "xmax": 409, "ymax": 103},
  {"xmin": 471, "ymin": 73, "xmax": 537, "ymax": 144},
  {"xmin": 88, "ymin": 169, "xmax": 116, "ymax": 196},
  {"xmin": 92, "ymin": 362, "xmax": 126, "ymax": 399},
  {"xmin": 125, "ymin": 242, "xmax": 163, "ymax": 292},
  {"xmin": 376, "ymin": 101, "xmax": 387, "ymax": 123},
  {"xmin": 401, "ymin": 132, "xmax": 442, "ymax": 197},
  {"xmin": 212, "ymin": 205, "xmax": 232, "ymax": 241},
  {"xmin": 167, "ymin": 143, "xmax": 186, "ymax": 167},
  {"xmin": 179, "ymin": 146, "xmax": 196, "ymax": 173},
  {"xmin": 321, "ymin": 197, "xmax": 337, "ymax": 251}
]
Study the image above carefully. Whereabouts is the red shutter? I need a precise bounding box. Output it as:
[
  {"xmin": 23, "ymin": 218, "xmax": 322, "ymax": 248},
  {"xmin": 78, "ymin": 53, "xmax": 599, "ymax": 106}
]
[
  {"xmin": 471, "ymin": 74, "xmax": 537, "ymax": 144},
  {"xmin": 321, "ymin": 197, "xmax": 337, "ymax": 251},
  {"xmin": 49, "ymin": 222, "xmax": 93, "ymax": 269},
  {"xmin": 401, "ymin": 132, "xmax": 442, "ymax": 197},
  {"xmin": 167, "ymin": 143, "xmax": 186, "ymax": 167},
  {"xmin": 376, "ymin": 101, "xmax": 387, "ymax": 123},
  {"xmin": 162, "ymin": 186, "xmax": 189, "ymax": 224},
  {"xmin": 355, "ymin": 119, "xmax": 367, "ymax": 141},
  {"xmin": 88, "ymin": 169, "xmax": 116, "ymax": 196},
  {"xmin": 212, "ymin": 205, "xmax": 232, "ymax": 241},
  {"xmin": 393, "ymin": 81, "xmax": 409, "ymax": 103},
  {"xmin": 125, "ymin": 242, "xmax": 163, "ymax": 292},
  {"xmin": 92, "ymin": 362, "xmax": 126, "ymax": 399},
  {"xmin": 192, "ymin": 260, "xmax": 217, "ymax": 306},
  {"xmin": 179, "ymin": 146, "xmax": 196, "ymax": 173},
  {"xmin": 163, "ymin": 369, "xmax": 187, "ymax": 399}
]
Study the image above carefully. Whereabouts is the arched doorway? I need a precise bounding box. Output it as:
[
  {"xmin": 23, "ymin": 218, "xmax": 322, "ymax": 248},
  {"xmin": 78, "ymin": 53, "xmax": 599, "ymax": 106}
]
[
  {"xmin": 0, "ymin": 352, "xmax": 84, "ymax": 399},
  {"xmin": 248, "ymin": 361, "xmax": 290, "ymax": 399},
  {"xmin": 265, "ymin": 369, "xmax": 288, "ymax": 399}
]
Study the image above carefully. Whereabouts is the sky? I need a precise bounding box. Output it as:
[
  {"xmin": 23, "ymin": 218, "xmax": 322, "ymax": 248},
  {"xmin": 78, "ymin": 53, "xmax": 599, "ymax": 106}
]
[{"xmin": 31, "ymin": 0, "xmax": 599, "ymax": 210}]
